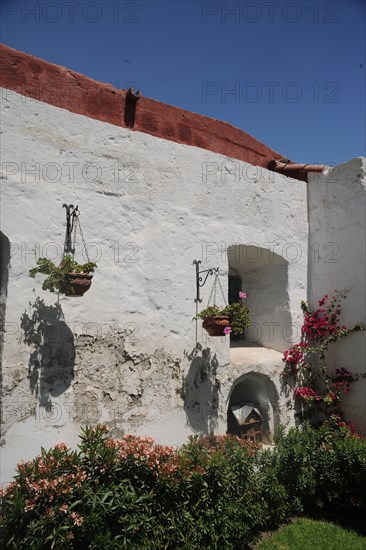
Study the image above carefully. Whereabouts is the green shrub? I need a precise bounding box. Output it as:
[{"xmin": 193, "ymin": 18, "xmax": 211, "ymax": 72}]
[
  {"xmin": 273, "ymin": 421, "xmax": 366, "ymax": 522},
  {"xmin": 1, "ymin": 424, "xmax": 365, "ymax": 549},
  {"xmin": 0, "ymin": 427, "xmax": 276, "ymax": 549}
]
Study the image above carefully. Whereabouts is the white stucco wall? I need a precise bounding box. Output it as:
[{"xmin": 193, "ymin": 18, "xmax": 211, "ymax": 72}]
[
  {"xmin": 308, "ymin": 158, "xmax": 366, "ymax": 435},
  {"xmin": 1, "ymin": 87, "xmax": 309, "ymax": 481}
]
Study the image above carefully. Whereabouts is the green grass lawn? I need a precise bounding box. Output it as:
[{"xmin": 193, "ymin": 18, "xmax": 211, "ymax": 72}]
[{"xmin": 256, "ymin": 518, "xmax": 366, "ymax": 550}]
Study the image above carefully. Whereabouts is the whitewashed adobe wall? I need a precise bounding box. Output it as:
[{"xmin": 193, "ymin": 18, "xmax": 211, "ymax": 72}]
[
  {"xmin": 308, "ymin": 159, "xmax": 366, "ymax": 435},
  {"xmin": 0, "ymin": 86, "xmax": 308, "ymax": 481}
]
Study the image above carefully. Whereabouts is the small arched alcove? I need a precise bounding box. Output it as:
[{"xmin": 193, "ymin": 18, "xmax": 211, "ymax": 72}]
[
  {"xmin": 227, "ymin": 372, "xmax": 279, "ymax": 444},
  {"xmin": 227, "ymin": 244, "xmax": 291, "ymax": 352}
]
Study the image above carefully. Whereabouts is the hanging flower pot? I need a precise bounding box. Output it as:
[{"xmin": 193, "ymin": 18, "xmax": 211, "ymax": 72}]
[
  {"xmin": 65, "ymin": 272, "xmax": 94, "ymax": 297},
  {"xmin": 29, "ymin": 205, "xmax": 97, "ymax": 297},
  {"xmin": 29, "ymin": 256, "xmax": 97, "ymax": 297},
  {"xmin": 193, "ymin": 269, "xmax": 251, "ymax": 338},
  {"xmin": 202, "ymin": 315, "xmax": 230, "ymax": 336},
  {"xmin": 194, "ymin": 296, "xmax": 251, "ymax": 337}
]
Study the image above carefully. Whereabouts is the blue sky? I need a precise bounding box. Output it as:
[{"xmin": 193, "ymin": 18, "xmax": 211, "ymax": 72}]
[{"xmin": 1, "ymin": 0, "xmax": 365, "ymax": 164}]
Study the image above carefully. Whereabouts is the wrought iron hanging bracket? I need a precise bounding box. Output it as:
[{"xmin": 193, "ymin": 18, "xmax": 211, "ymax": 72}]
[
  {"xmin": 193, "ymin": 260, "xmax": 219, "ymax": 303},
  {"xmin": 63, "ymin": 203, "xmax": 79, "ymax": 255}
]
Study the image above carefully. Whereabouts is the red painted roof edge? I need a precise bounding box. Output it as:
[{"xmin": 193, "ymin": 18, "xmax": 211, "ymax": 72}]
[{"xmin": 0, "ymin": 43, "xmax": 285, "ymax": 169}]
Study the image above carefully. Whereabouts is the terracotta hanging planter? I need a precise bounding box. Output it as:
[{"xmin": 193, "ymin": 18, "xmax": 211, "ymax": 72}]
[
  {"xmin": 28, "ymin": 205, "xmax": 97, "ymax": 297},
  {"xmin": 202, "ymin": 315, "xmax": 230, "ymax": 337},
  {"xmin": 65, "ymin": 272, "xmax": 93, "ymax": 297},
  {"xmin": 193, "ymin": 270, "xmax": 250, "ymax": 338}
]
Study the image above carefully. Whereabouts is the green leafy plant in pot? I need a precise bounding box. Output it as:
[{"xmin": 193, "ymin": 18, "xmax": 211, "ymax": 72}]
[
  {"xmin": 29, "ymin": 255, "xmax": 97, "ymax": 297},
  {"xmin": 195, "ymin": 292, "xmax": 250, "ymax": 337}
]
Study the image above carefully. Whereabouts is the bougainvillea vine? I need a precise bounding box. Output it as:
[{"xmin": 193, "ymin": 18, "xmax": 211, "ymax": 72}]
[{"xmin": 281, "ymin": 289, "xmax": 364, "ymax": 430}]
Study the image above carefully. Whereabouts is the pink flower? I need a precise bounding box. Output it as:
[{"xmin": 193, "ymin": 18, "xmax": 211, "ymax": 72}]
[
  {"xmin": 223, "ymin": 326, "xmax": 232, "ymax": 335},
  {"xmin": 239, "ymin": 291, "xmax": 247, "ymax": 299},
  {"xmin": 71, "ymin": 512, "xmax": 83, "ymax": 526},
  {"xmin": 53, "ymin": 442, "xmax": 68, "ymax": 450}
]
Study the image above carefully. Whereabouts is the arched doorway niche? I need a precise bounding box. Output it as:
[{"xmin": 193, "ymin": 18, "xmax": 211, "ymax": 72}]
[
  {"xmin": 227, "ymin": 244, "xmax": 291, "ymax": 352},
  {"xmin": 227, "ymin": 372, "xmax": 279, "ymax": 444}
]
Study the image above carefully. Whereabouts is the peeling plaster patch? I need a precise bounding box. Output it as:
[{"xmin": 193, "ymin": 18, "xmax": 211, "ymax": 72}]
[{"xmin": 72, "ymin": 333, "xmax": 184, "ymax": 433}]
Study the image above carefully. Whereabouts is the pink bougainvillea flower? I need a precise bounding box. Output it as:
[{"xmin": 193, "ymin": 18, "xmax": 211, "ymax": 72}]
[
  {"xmin": 239, "ymin": 291, "xmax": 247, "ymax": 299},
  {"xmin": 223, "ymin": 326, "xmax": 232, "ymax": 335}
]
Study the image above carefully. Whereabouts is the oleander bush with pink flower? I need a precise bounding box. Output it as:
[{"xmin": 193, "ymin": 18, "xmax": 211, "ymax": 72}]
[
  {"xmin": 1, "ymin": 422, "xmax": 365, "ymax": 549},
  {"xmin": 0, "ymin": 426, "xmax": 289, "ymax": 549}
]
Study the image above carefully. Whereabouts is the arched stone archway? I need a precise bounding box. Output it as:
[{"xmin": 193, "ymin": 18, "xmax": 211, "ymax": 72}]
[{"xmin": 227, "ymin": 372, "xmax": 279, "ymax": 444}]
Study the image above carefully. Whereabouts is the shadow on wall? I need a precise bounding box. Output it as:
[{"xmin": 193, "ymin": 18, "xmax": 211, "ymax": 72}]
[
  {"xmin": 183, "ymin": 344, "xmax": 219, "ymax": 435},
  {"xmin": 20, "ymin": 298, "xmax": 75, "ymax": 409}
]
